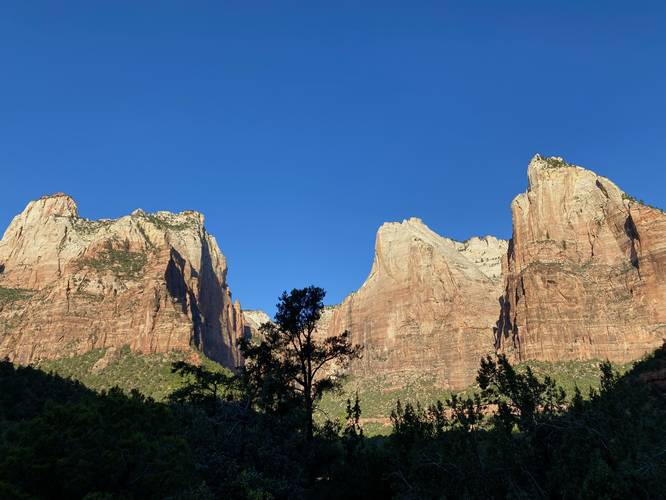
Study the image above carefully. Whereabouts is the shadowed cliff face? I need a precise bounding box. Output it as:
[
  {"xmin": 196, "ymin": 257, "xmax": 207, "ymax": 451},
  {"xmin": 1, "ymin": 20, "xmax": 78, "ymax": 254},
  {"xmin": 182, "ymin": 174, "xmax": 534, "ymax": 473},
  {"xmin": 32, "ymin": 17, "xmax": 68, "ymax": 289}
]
[
  {"xmin": 324, "ymin": 218, "xmax": 508, "ymax": 390},
  {"xmin": 497, "ymin": 155, "xmax": 666, "ymax": 363},
  {"xmin": 0, "ymin": 194, "xmax": 245, "ymax": 368}
]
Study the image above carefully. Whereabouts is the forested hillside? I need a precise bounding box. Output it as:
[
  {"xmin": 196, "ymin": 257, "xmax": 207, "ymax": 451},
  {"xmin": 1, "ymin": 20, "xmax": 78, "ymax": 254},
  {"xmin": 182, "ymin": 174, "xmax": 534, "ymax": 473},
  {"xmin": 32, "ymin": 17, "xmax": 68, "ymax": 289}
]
[{"xmin": 2, "ymin": 339, "xmax": 665, "ymax": 498}]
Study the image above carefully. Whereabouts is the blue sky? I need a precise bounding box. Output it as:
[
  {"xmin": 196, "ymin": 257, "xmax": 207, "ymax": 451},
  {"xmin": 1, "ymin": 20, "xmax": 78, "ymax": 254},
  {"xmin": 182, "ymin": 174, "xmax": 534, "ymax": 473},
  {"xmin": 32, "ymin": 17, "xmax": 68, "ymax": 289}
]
[{"xmin": 1, "ymin": 2, "xmax": 665, "ymax": 315}]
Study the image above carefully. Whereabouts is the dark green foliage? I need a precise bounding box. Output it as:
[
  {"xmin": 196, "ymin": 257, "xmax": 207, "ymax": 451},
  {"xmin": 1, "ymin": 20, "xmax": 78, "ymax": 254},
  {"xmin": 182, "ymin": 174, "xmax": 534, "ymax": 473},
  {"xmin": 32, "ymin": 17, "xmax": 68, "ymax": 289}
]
[
  {"xmin": 3, "ymin": 345, "xmax": 666, "ymax": 498},
  {"xmin": 0, "ymin": 362, "xmax": 199, "ymax": 499},
  {"xmin": 342, "ymin": 393, "xmax": 364, "ymax": 460},
  {"xmin": 3, "ymin": 286, "xmax": 666, "ymax": 499},
  {"xmin": 169, "ymin": 360, "xmax": 238, "ymax": 413},
  {"xmin": 477, "ymin": 354, "xmax": 567, "ymax": 432},
  {"xmin": 376, "ymin": 348, "xmax": 666, "ymax": 499}
]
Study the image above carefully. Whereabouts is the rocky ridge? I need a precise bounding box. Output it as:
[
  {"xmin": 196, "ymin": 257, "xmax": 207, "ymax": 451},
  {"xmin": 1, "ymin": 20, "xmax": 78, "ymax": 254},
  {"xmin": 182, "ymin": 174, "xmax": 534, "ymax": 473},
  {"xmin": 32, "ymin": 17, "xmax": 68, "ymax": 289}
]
[
  {"xmin": 0, "ymin": 194, "xmax": 245, "ymax": 367},
  {"xmin": 2, "ymin": 154, "xmax": 664, "ymax": 392},
  {"xmin": 316, "ymin": 155, "xmax": 665, "ymax": 389}
]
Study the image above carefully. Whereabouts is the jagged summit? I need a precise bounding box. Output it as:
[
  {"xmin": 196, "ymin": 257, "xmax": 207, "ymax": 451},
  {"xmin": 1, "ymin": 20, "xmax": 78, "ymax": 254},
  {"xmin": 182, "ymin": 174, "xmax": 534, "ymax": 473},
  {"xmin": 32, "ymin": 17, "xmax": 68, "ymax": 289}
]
[
  {"xmin": 1, "ymin": 195, "xmax": 214, "ymax": 288},
  {"xmin": 6, "ymin": 194, "xmax": 207, "ymax": 244},
  {"xmin": 18, "ymin": 192, "xmax": 79, "ymax": 219},
  {"xmin": 529, "ymin": 153, "xmax": 576, "ymax": 169},
  {"xmin": 39, "ymin": 192, "xmax": 75, "ymax": 201},
  {"xmin": 527, "ymin": 154, "xmax": 596, "ymax": 174},
  {"xmin": 375, "ymin": 217, "xmax": 460, "ymax": 254}
]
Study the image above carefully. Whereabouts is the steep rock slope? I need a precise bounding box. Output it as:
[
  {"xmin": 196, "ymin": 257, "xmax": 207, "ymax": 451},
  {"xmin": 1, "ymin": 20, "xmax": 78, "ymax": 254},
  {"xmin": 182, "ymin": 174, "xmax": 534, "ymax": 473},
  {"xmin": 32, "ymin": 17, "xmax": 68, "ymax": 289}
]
[
  {"xmin": 497, "ymin": 155, "xmax": 666, "ymax": 362},
  {"xmin": 326, "ymin": 218, "xmax": 507, "ymax": 389},
  {"xmin": 0, "ymin": 194, "xmax": 245, "ymax": 367}
]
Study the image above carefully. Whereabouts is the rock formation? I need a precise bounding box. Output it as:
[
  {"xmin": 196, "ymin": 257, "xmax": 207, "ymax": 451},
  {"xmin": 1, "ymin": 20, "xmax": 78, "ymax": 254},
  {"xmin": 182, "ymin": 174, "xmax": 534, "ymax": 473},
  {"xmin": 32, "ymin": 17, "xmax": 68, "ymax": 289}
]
[
  {"xmin": 242, "ymin": 309, "xmax": 271, "ymax": 338},
  {"xmin": 320, "ymin": 156, "xmax": 665, "ymax": 389},
  {"xmin": 496, "ymin": 155, "xmax": 666, "ymax": 363},
  {"xmin": 0, "ymin": 194, "xmax": 246, "ymax": 368},
  {"xmin": 324, "ymin": 218, "xmax": 508, "ymax": 389},
  {"xmin": 2, "ymin": 155, "xmax": 663, "ymax": 391}
]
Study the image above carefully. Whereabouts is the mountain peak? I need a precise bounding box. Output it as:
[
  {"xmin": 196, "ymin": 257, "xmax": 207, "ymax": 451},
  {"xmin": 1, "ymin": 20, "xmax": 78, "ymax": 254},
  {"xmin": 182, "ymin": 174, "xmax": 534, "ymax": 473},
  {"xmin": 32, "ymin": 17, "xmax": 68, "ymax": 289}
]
[{"xmin": 27, "ymin": 192, "xmax": 79, "ymax": 218}]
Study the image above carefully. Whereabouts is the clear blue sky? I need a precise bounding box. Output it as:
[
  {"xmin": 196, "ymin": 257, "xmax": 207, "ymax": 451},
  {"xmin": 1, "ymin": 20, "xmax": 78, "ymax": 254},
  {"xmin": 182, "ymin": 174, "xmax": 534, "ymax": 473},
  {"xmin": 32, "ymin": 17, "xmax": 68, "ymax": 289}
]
[{"xmin": 1, "ymin": 2, "xmax": 665, "ymax": 315}]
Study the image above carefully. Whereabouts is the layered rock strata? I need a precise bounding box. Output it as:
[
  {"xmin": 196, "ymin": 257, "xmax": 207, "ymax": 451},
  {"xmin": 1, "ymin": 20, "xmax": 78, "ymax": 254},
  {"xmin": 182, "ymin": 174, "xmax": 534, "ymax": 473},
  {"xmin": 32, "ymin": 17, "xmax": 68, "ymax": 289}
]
[
  {"xmin": 0, "ymin": 194, "xmax": 245, "ymax": 367},
  {"xmin": 496, "ymin": 155, "xmax": 666, "ymax": 363},
  {"xmin": 3, "ymin": 154, "xmax": 664, "ymax": 390},
  {"xmin": 325, "ymin": 218, "xmax": 508, "ymax": 389}
]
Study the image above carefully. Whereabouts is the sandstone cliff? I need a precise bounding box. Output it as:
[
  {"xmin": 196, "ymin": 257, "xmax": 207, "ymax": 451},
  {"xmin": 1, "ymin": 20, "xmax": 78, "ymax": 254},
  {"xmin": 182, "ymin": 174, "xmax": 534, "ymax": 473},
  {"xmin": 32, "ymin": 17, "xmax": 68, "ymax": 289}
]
[
  {"xmin": 242, "ymin": 309, "xmax": 271, "ymax": 338},
  {"xmin": 496, "ymin": 155, "xmax": 666, "ymax": 363},
  {"xmin": 3, "ymin": 155, "xmax": 663, "ymax": 391},
  {"xmin": 0, "ymin": 194, "xmax": 246, "ymax": 367},
  {"xmin": 325, "ymin": 218, "xmax": 508, "ymax": 389}
]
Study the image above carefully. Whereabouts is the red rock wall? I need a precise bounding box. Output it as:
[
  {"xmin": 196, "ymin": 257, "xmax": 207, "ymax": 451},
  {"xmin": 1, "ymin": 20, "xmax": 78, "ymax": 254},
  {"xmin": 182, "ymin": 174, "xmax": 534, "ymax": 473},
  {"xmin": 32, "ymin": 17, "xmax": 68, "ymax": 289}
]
[
  {"xmin": 0, "ymin": 194, "xmax": 246, "ymax": 368},
  {"xmin": 497, "ymin": 156, "xmax": 666, "ymax": 363},
  {"xmin": 326, "ymin": 218, "xmax": 507, "ymax": 389}
]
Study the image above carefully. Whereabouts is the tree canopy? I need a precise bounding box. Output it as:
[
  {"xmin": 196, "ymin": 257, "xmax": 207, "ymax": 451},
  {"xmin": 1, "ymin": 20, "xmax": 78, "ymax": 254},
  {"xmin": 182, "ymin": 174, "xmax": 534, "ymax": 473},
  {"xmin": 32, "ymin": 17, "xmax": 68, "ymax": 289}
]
[
  {"xmin": 239, "ymin": 286, "xmax": 361, "ymax": 442},
  {"xmin": 2, "ymin": 288, "xmax": 666, "ymax": 498}
]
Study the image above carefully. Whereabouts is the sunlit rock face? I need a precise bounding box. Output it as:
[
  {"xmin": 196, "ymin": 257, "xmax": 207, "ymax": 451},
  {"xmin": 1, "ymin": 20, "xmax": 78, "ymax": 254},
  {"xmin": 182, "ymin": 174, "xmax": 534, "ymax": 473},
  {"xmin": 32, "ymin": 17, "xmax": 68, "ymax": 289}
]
[
  {"xmin": 325, "ymin": 218, "xmax": 508, "ymax": 389},
  {"xmin": 497, "ymin": 155, "xmax": 666, "ymax": 363},
  {"xmin": 0, "ymin": 194, "xmax": 245, "ymax": 367},
  {"xmin": 242, "ymin": 309, "xmax": 271, "ymax": 338},
  {"xmin": 320, "ymin": 155, "xmax": 665, "ymax": 389},
  {"xmin": 2, "ymin": 155, "xmax": 663, "ymax": 389}
]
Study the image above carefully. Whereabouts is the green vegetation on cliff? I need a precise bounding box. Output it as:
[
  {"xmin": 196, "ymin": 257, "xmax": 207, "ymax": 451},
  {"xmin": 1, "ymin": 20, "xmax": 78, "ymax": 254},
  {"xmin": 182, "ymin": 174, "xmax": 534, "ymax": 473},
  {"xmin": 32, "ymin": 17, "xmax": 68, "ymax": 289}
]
[
  {"xmin": 622, "ymin": 191, "xmax": 665, "ymax": 212},
  {"xmin": 0, "ymin": 286, "xmax": 34, "ymax": 305},
  {"xmin": 78, "ymin": 248, "xmax": 147, "ymax": 278},
  {"xmin": 541, "ymin": 156, "xmax": 573, "ymax": 169},
  {"xmin": 142, "ymin": 212, "xmax": 198, "ymax": 231},
  {"xmin": 38, "ymin": 347, "xmax": 228, "ymax": 401},
  {"xmin": 36, "ymin": 347, "xmax": 631, "ymax": 437}
]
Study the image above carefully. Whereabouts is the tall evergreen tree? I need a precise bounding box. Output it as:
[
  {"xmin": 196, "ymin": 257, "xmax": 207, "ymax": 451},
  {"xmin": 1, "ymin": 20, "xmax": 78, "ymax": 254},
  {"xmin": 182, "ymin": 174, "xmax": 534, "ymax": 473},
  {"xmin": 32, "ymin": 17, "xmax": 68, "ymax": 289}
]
[{"xmin": 239, "ymin": 286, "xmax": 361, "ymax": 442}]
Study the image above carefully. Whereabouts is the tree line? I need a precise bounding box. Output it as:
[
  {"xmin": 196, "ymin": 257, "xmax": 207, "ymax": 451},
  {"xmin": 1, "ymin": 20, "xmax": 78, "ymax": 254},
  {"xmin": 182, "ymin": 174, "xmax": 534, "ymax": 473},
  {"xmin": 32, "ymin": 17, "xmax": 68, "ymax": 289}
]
[{"xmin": 1, "ymin": 286, "xmax": 666, "ymax": 498}]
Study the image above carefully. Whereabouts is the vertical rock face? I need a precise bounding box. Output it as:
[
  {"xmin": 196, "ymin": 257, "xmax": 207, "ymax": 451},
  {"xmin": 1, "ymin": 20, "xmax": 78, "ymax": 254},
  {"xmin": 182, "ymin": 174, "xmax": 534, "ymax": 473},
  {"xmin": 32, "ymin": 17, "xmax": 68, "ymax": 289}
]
[
  {"xmin": 0, "ymin": 194, "xmax": 245, "ymax": 367},
  {"xmin": 497, "ymin": 155, "xmax": 666, "ymax": 362},
  {"xmin": 326, "ymin": 218, "xmax": 507, "ymax": 389},
  {"xmin": 3, "ymin": 156, "xmax": 663, "ymax": 388}
]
